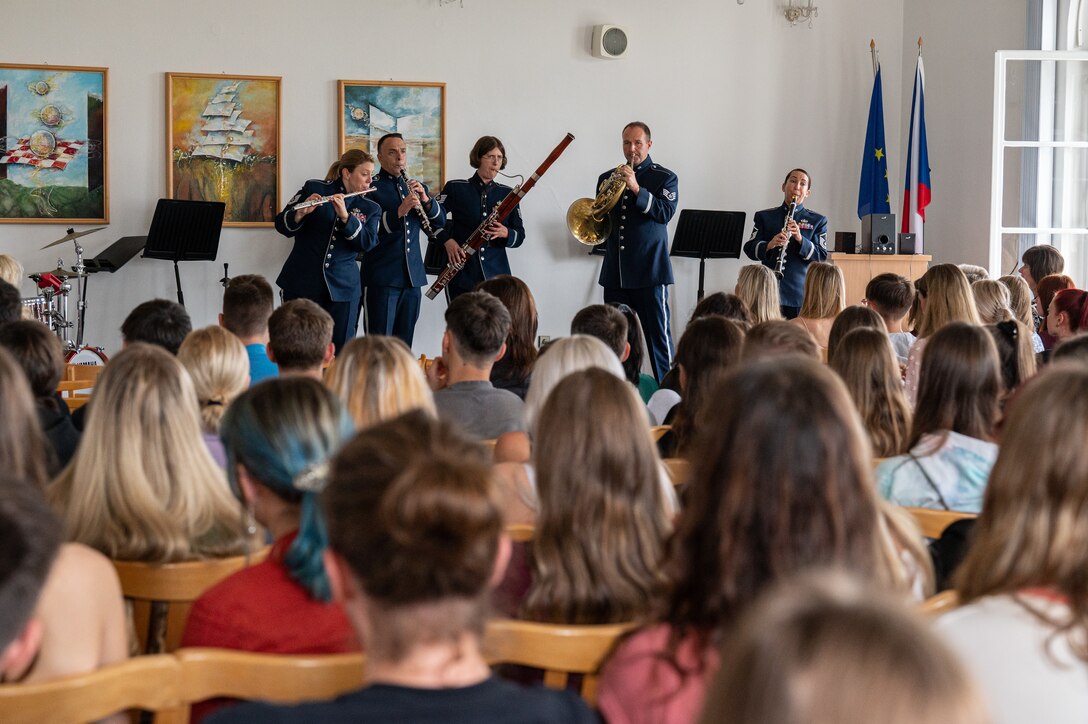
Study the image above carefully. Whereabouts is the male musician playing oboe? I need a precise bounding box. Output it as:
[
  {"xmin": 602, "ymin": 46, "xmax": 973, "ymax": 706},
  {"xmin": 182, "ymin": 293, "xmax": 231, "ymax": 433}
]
[
  {"xmin": 743, "ymin": 168, "xmax": 829, "ymax": 319},
  {"xmin": 597, "ymin": 121, "xmax": 678, "ymax": 383},
  {"xmin": 275, "ymin": 149, "xmax": 380, "ymax": 353},
  {"xmin": 364, "ymin": 133, "xmax": 446, "ymax": 348},
  {"xmin": 432, "ymin": 136, "xmax": 526, "ymax": 300}
]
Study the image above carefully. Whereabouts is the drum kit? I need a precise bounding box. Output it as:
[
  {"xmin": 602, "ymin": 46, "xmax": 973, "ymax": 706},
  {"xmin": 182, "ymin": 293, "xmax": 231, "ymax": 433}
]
[{"xmin": 20, "ymin": 226, "xmax": 109, "ymax": 366}]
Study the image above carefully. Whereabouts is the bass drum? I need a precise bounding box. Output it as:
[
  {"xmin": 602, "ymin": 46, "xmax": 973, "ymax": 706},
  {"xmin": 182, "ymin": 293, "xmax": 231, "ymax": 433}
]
[{"xmin": 65, "ymin": 346, "xmax": 109, "ymax": 367}]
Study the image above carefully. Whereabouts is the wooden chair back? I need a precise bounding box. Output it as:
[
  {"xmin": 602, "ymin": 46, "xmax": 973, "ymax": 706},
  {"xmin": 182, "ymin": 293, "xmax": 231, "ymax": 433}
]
[
  {"xmin": 113, "ymin": 549, "xmax": 268, "ymax": 654},
  {"xmin": 650, "ymin": 424, "xmax": 671, "ymax": 441},
  {"xmin": 663, "ymin": 457, "xmax": 691, "ymax": 487},
  {"xmin": 902, "ymin": 507, "xmax": 977, "ymax": 539},
  {"xmin": 917, "ymin": 590, "xmax": 961, "ymax": 617},
  {"xmin": 505, "ymin": 523, "xmax": 535, "ymax": 543},
  {"xmin": 483, "ymin": 619, "xmax": 635, "ymax": 705},
  {"xmin": 176, "ymin": 647, "xmax": 365, "ymax": 707},
  {"xmin": 0, "ymin": 655, "xmax": 185, "ymax": 724},
  {"xmin": 57, "ymin": 362, "xmax": 106, "ymax": 411}
]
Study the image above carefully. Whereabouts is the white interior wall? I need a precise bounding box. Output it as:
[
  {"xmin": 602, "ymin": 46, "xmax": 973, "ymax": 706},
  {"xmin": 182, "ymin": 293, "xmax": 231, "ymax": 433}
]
[{"xmin": 0, "ymin": 0, "xmax": 965, "ymax": 357}]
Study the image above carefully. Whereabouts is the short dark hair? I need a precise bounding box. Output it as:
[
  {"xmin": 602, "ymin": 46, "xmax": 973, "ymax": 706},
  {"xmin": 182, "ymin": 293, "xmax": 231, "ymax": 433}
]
[
  {"xmin": 571, "ymin": 304, "xmax": 627, "ymax": 359},
  {"xmin": 865, "ymin": 273, "xmax": 915, "ymax": 322},
  {"xmin": 1022, "ymin": 245, "xmax": 1064, "ymax": 283},
  {"xmin": 222, "ymin": 274, "xmax": 274, "ymax": 338},
  {"xmin": 0, "ymin": 280, "xmax": 22, "ymax": 327},
  {"xmin": 121, "ymin": 299, "xmax": 192, "ymax": 355},
  {"xmin": 1052, "ymin": 333, "xmax": 1088, "ymax": 365},
  {"xmin": 623, "ymin": 121, "xmax": 652, "ymax": 140},
  {"xmin": 0, "ymin": 320, "xmax": 63, "ymax": 400},
  {"xmin": 688, "ymin": 292, "xmax": 752, "ymax": 328},
  {"xmin": 468, "ymin": 136, "xmax": 507, "ymax": 170},
  {"xmin": 783, "ymin": 168, "xmax": 812, "ymax": 188},
  {"xmin": 267, "ymin": 299, "xmax": 333, "ymax": 371},
  {"xmin": 445, "ymin": 291, "xmax": 511, "ymax": 368},
  {"xmin": 0, "ymin": 480, "xmax": 62, "ymax": 653},
  {"xmin": 377, "ymin": 133, "xmax": 403, "ymax": 153},
  {"xmin": 742, "ymin": 320, "xmax": 820, "ymax": 363}
]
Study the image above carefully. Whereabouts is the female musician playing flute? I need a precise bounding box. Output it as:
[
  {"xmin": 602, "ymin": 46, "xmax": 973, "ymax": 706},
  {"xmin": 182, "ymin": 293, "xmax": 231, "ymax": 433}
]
[
  {"xmin": 275, "ymin": 150, "xmax": 381, "ymax": 353},
  {"xmin": 432, "ymin": 136, "xmax": 526, "ymax": 300}
]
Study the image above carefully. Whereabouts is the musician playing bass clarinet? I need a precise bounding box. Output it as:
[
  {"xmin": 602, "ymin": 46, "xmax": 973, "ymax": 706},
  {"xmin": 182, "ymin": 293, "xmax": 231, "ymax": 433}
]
[
  {"xmin": 364, "ymin": 133, "xmax": 446, "ymax": 348},
  {"xmin": 431, "ymin": 136, "xmax": 526, "ymax": 301},
  {"xmin": 742, "ymin": 168, "xmax": 828, "ymax": 319},
  {"xmin": 275, "ymin": 149, "xmax": 380, "ymax": 353}
]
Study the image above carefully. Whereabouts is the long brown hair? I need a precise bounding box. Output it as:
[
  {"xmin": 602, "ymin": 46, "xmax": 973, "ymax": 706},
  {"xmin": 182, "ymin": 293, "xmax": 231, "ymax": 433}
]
[
  {"xmin": 1036, "ymin": 274, "xmax": 1075, "ymax": 335},
  {"xmin": 827, "ymin": 305, "xmax": 885, "ymax": 367},
  {"xmin": 475, "ymin": 275, "xmax": 538, "ymax": 386},
  {"xmin": 908, "ymin": 323, "xmax": 1001, "ymax": 451},
  {"xmin": 914, "ymin": 264, "xmax": 980, "ymax": 339},
  {"xmin": 670, "ymin": 317, "xmax": 745, "ymax": 454},
  {"xmin": 955, "ymin": 364, "xmax": 1088, "ymax": 661},
  {"xmin": 0, "ymin": 348, "xmax": 50, "ymax": 488},
  {"xmin": 831, "ymin": 328, "xmax": 911, "ymax": 457},
  {"xmin": 525, "ymin": 369, "xmax": 669, "ymax": 624},
  {"xmin": 797, "ymin": 262, "xmax": 845, "ymax": 320}
]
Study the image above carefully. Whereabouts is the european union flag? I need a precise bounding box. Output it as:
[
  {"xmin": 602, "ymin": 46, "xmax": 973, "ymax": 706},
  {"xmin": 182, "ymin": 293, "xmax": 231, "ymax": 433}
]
[{"xmin": 858, "ymin": 64, "xmax": 891, "ymax": 218}]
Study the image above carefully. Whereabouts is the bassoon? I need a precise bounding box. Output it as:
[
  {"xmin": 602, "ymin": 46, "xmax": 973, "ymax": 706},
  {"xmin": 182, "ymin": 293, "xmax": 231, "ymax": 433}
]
[{"xmin": 425, "ymin": 132, "xmax": 576, "ymax": 300}]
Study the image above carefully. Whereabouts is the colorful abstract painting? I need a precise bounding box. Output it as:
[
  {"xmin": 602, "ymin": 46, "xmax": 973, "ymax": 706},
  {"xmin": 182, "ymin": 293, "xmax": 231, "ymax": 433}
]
[
  {"xmin": 0, "ymin": 64, "xmax": 108, "ymax": 223},
  {"xmin": 339, "ymin": 80, "xmax": 445, "ymax": 192},
  {"xmin": 167, "ymin": 73, "xmax": 280, "ymax": 227}
]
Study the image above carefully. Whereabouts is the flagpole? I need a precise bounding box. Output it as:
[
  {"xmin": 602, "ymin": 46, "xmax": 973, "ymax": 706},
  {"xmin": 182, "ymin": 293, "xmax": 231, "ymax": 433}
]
[
  {"xmin": 870, "ymin": 38, "xmax": 878, "ymax": 77},
  {"xmin": 918, "ymin": 35, "xmax": 923, "ymax": 56}
]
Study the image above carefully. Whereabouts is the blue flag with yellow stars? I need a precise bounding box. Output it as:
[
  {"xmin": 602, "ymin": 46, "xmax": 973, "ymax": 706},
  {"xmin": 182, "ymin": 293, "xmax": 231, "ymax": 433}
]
[{"xmin": 858, "ymin": 64, "xmax": 891, "ymax": 218}]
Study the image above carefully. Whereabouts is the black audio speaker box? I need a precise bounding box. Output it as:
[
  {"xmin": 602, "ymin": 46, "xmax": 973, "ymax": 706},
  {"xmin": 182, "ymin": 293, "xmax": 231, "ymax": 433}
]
[
  {"xmin": 862, "ymin": 213, "xmax": 896, "ymax": 255},
  {"xmin": 835, "ymin": 231, "xmax": 857, "ymax": 254},
  {"xmin": 898, "ymin": 232, "xmax": 918, "ymax": 255}
]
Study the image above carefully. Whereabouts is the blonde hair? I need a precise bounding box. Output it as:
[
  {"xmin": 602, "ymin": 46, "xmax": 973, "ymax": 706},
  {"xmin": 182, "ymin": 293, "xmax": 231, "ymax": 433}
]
[
  {"xmin": 324, "ymin": 336, "xmax": 436, "ymax": 429},
  {"xmin": 0, "ymin": 254, "xmax": 23, "ymax": 288},
  {"xmin": 49, "ymin": 344, "xmax": 246, "ymax": 563},
  {"xmin": 735, "ymin": 265, "xmax": 782, "ymax": 324},
  {"xmin": 177, "ymin": 326, "xmax": 250, "ymax": 434},
  {"xmin": 831, "ymin": 328, "xmax": 911, "ymax": 458},
  {"xmin": 914, "ymin": 264, "xmax": 981, "ymax": 338},
  {"xmin": 971, "ymin": 279, "xmax": 1014, "ymax": 326},
  {"xmin": 998, "ymin": 274, "xmax": 1035, "ymax": 330},
  {"xmin": 523, "ymin": 335, "xmax": 624, "ymax": 431},
  {"xmin": 798, "ymin": 262, "xmax": 846, "ymax": 320}
]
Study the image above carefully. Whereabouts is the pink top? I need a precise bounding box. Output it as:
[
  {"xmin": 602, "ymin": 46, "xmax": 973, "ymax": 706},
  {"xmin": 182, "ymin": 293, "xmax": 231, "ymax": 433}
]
[{"xmin": 597, "ymin": 623, "xmax": 719, "ymax": 724}]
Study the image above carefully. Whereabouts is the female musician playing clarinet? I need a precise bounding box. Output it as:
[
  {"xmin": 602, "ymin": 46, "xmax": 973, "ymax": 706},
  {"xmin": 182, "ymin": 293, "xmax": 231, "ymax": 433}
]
[
  {"xmin": 742, "ymin": 168, "xmax": 829, "ymax": 319},
  {"xmin": 275, "ymin": 149, "xmax": 381, "ymax": 353},
  {"xmin": 432, "ymin": 136, "xmax": 526, "ymax": 300}
]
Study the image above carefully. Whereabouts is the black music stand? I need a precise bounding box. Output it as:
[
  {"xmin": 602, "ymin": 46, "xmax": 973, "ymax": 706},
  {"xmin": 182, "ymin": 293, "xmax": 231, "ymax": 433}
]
[
  {"xmin": 141, "ymin": 199, "xmax": 225, "ymax": 306},
  {"xmin": 78, "ymin": 235, "xmax": 148, "ymax": 346},
  {"xmin": 669, "ymin": 210, "xmax": 746, "ymax": 301}
]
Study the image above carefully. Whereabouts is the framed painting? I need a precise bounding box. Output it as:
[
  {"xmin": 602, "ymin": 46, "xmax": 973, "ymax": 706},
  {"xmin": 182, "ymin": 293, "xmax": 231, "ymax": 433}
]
[
  {"xmin": 339, "ymin": 80, "xmax": 445, "ymax": 192},
  {"xmin": 166, "ymin": 73, "xmax": 281, "ymax": 227},
  {"xmin": 0, "ymin": 63, "xmax": 108, "ymax": 224}
]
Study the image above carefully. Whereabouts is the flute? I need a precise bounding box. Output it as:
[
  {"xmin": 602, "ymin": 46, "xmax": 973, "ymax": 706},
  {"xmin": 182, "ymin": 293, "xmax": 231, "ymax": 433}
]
[{"xmin": 291, "ymin": 188, "xmax": 376, "ymax": 211}]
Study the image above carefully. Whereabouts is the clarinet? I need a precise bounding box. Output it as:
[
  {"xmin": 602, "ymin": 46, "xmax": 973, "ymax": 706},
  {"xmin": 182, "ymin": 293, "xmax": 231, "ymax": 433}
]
[
  {"xmin": 774, "ymin": 195, "xmax": 799, "ymax": 280},
  {"xmin": 400, "ymin": 170, "xmax": 439, "ymax": 243}
]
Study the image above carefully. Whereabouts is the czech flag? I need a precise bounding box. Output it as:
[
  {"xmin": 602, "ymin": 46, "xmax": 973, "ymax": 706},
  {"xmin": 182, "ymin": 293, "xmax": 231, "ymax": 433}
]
[
  {"xmin": 858, "ymin": 63, "xmax": 891, "ymax": 219},
  {"xmin": 902, "ymin": 55, "xmax": 931, "ymax": 251}
]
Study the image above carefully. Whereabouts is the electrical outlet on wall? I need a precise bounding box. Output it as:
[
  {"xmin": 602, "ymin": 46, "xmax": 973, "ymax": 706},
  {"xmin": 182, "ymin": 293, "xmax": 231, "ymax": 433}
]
[{"xmin": 537, "ymin": 335, "xmax": 551, "ymax": 348}]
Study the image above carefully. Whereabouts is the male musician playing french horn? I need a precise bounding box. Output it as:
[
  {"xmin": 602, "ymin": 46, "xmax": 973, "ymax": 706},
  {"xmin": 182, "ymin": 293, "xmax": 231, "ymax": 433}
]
[
  {"xmin": 743, "ymin": 168, "xmax": 829, "ymax": 319},
  {"xmin": 365, "ymin": 133, "xmax": 446, "ymax": 348},
  {"xmin": 596, "ymin": 121, "xmax": 678, "ymax": 383}
]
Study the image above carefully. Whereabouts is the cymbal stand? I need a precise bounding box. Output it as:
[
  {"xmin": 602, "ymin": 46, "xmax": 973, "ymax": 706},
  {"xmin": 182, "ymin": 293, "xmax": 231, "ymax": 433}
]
[{"xmin": 72, "ymin": 238, "xmax": 88, "ymax": 347}]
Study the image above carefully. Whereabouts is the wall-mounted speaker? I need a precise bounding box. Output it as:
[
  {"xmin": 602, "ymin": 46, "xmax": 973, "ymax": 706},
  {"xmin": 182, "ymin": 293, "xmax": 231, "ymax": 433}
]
[
  {"xmin": 898, "ymin": 232, "xmax": 918, "ymax": 255},
  {"xmin": 835, "ymin": 231, "xmax": 857, "ymax": 254},
  {"xmin": 592, "ymin": 25, "xmax": 629, "ymax": 59},
  {"xmin": 861, "ymin": 213, "xmax": 896, "ymax": 255}
]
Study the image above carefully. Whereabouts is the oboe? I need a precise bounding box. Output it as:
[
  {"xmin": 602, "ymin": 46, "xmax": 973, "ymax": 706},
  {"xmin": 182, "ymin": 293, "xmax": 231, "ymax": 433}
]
[
  {"xmin": 290, "ymin": 188, "xmax": 375, "ymax": 211},
  {"xmin": 400, "ymin": 170, "xmax": 439, "ymax": 243},
  {"xmin": 774, "ymin": 195, "xmax": 799, "ymax": 280}
]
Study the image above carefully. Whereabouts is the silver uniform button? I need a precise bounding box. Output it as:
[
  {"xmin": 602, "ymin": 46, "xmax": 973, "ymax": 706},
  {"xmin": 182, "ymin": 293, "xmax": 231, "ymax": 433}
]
[
  {"xmin": 620, "ymin": 246, "xmax": 625, "ymax": 250},
  {"xmin": 324, "ymin": 263, "xmax": 330, "ymax": 268},
  {"xmin": 326, "ymin": 253, "xmax": 332, "ymax": 259}
]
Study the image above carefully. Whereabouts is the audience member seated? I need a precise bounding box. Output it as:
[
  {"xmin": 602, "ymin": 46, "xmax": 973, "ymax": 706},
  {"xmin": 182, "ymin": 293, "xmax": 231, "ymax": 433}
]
[
  {"xmin": 0, "ymin": 352, "xmax": 127, "ymax": 684},
  {"xmin": 826, "ymin": 304, "xmax": 885, "ymax": 367},
  {"xmin": 571, "ymin": 303, "xmax": 629, "ymax": 363},
  {"xmin": 493, "ymin": 335, "xmax": 625, "ymax": 464},
  {"xmin": 0, "ymin": 279, "xmax": 21, "ymax": 326},
  {"xmin": 958, "ymin": 263, "xmax": 988, "ymax": 284},
  {"xmin": 325, "ymin": 335, "xmax": 436, "ymax": 430},
  {"xmin": 972, "ymin": 278, "xmax": 1015, "ymax": 327},
  {"xmin": 904, "ymin": 265, "xmax": 981, "ymax": 406},
  {"xmin": 1034, "ymin": 273, "xmax": 1074, "ymax": 351},
  {"xmin": 987, "ymin": 321, "xmax": 1037, "ymax": 403},
  {"xmin": 877, "ymin": 323, "xmax": 1001, "ymax": 513},
  {"xmin": 0, "ymin": 254, "xmax": 24, "ymax": 289},
  {"xmin": 183, "ymin": 378, "xmax": 357, "ymax": 656},
  {"xmin": 1051, "ymin": 333, "xmax": 1088, "ymax": 364},
  {"xmin": 49, "ymin": 343, "xmax": 249, "ymax": 562},
  {"xmin": 475, "ymin": 275, "xmax": 538, "ymax": 400},
  {"xmin": 864, "ymin": 272, "xmax": 916, "ymax": 363},
  {"xmin": 687, "ymin": 292, "xmax": 753, "ymax": 330},
  {"xmin": 518, "ymin": 369, "xmax": 670, "ymax": 624},
  {"xmin": 999, "ymin": 274, "xmax": 1044, "ymax": 352},
  {"xmin": 429, "ymin": 291, "xmax": 523, "ymax": 440},
  {"xmin": 610, "ymin": 302, "xmax": 660, "ymax": 403},
  {"xmin": 0, "ymin": 320, "xmax": 80, "ymax": 470},
  {"xmin": 267, "ymin": 299, "xmax": 335, "ymax": 379},
  {"xmin": 937, "ymin": 363, "xmax": 1088, "ymax": 724},
  {"xmin": 831, "ymin": 328, "xmax": 911, "ymax": 458},
  {"xmin": 1046, "ymin": 288, "xmax": 1088, "ymax": 346},
  {"xmin": 213, "ymin": 411, "xmax": 597, "ymax": 723},
  {"xmin": 655, "ymin": 317, "xmax": 745, "ymax": 456},
  {"xmin": 220, "ymin": 274, "xmax": 278, "ymax": 385},
  {"xmin": 1019, "ymin": 243, "xmax": 1064, "ymax": 329},
  {"xmin": 178, "ymin": 326, "xmax": 250, "ymax": 468},
  {"xmin": 788, "ymin": 261, "xmax": 845, "ymax": 357},
  {"xmin": 597, "ymin": 357, "xmax": 917, "ymax": 723},
  {"xmin": 740, "ymin": 319, "xmax": 820, "ymax": 363},
  {"xmin": 734, "ymin": 264, "xmax": 782, "ymax": 325},
  {"xmin": 701, "ymin": 572, "xmax": 988, "ymax": 724}
]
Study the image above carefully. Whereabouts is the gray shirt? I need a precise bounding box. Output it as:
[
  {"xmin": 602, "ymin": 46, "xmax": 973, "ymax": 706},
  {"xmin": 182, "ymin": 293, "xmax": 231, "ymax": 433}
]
[{"xmin": 434, "ymin": 380, "xmax": 525, "ymax": 440}]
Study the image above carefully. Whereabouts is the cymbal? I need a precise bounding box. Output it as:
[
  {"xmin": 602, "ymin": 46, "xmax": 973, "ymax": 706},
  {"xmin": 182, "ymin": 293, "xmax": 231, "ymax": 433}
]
[
  {"xmin": 33, "ymin": 267, "xmax": 74, "ymax": 279},
  {"xmin": 40, "ymin": 226, "xmax": 106, "ymax": 250}
]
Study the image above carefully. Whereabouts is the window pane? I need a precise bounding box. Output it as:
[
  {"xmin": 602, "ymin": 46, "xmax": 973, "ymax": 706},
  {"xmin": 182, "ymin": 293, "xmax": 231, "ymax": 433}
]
[
  {"xmin": 1002, "ymin": 146, "xmax": 1088, "ymax": 228},
  {"xmin": 1003, "ymin": 58, "xmax": 1088, "ymax": 142}
]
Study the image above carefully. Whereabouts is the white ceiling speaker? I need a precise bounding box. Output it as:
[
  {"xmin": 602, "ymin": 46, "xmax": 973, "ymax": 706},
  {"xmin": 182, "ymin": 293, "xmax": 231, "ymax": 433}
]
[{"xmin": 592, "ymin": 25, "xmax": 628, "ymax": 59}]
